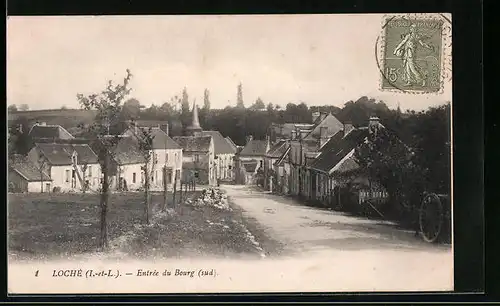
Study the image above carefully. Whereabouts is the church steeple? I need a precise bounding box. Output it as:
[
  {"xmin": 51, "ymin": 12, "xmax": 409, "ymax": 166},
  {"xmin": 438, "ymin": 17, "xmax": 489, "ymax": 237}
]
[{"xmin": 186, "ymin": 99, "xmax": 202, "ymax": 136}]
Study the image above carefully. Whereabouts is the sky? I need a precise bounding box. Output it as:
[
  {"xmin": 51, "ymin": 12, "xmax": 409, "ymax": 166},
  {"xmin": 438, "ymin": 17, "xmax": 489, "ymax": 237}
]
[{"xmin": 7, "ymin": 15, "xmax": 452, "ymax": 112}]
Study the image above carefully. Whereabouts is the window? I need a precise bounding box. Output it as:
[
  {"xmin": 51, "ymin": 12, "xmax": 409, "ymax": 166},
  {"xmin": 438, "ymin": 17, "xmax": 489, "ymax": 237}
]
[
  {"xmin": 165, "ymin": 153, "xmax": 169, "ymax": 163},
  {"xmin": 88, "ymin": 166, "xmax": 92, "ymax": 177},
  {"xmin": 133, "ymin": 173, "xmax": 136, "ymax": 183},
  {"xmin": 65, "ymin": 170, "xmax": 70, "ymax": 183}
]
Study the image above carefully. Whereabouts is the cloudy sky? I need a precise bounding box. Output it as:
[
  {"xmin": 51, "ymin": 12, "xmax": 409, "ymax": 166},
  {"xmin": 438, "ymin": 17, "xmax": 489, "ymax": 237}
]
[{"xmin": 7, "ymin": 15, "xmax": 451, "ymax": 111}]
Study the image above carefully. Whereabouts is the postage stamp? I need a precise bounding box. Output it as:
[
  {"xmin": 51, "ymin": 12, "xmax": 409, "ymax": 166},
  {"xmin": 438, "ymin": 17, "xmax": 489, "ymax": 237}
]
[{"xmin": 378, "ymin": 14, "xmax": 451, "ymax": 94}]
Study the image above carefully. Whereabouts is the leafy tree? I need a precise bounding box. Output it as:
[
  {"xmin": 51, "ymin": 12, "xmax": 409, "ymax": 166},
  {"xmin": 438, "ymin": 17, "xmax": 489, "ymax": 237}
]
[
  {"xmin": 18, "ymin": 104, "xmax": 29, "ymax": 111},
  {"xmin": 77, "ymin": 69, "xmax": 133, "ymax": 250},
  {"xmin": 8, "ymin": 116, "xmax": 32, "ymax": 156},
  {"xmin": 353, "ymin": 125, "xmax": 425, "ymax": 216},
  {"xmin": 180, "ymin": 87, "xmax": 191, "ymax": 133},
  {"xmin": 251, "ymin": 97, "xmax": 265, "ymax": 110},
  {"xmin": 337, "ymin": 96, "xmax": 391, "ymax": 126},
  {"xmin": 121, "ymin": 98, "xmax": 141, "ymax": 120},
  {"xmin": 236, "ymin": 82, "xmax": 245, "ymax": 108},
  {"xmin": 8, "ymin": 104, "xmax": 17, "ymax": 113},
  {"xmin": 203, "ymin": 89, "xmax": 211, "ymax": 111}
]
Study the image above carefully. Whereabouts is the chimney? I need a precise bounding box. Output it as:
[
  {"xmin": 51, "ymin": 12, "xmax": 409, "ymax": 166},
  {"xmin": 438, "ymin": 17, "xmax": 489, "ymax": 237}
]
[
  {"xmin": 312, "ymin": 111, "xmax": 321, "ymax": 123},
  {"xmin": 368, "ymin": 116, "xmax": 381, "ymax": 135},
  {"xmin": 343, "ymin": 121, "xmax": 354, "ymax": 136}
]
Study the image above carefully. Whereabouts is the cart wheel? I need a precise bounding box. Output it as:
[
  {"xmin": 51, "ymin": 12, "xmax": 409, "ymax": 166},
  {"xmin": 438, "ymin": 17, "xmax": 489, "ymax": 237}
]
[{"xmin": 419, "ymin": 193, "xmax": 444, "ymax": 243}]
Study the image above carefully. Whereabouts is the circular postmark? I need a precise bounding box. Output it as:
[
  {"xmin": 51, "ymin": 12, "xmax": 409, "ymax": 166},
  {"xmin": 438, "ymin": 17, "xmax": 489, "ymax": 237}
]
[{"xmin": 376, "ymin": 13, "xmax": 452, "ymax": 95}]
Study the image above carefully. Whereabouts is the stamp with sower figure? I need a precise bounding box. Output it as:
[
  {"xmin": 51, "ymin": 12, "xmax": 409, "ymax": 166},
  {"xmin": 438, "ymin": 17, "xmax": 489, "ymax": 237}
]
[{"xmin": 378, "ymin": 14, "xmax": 451, "ymax": 94}]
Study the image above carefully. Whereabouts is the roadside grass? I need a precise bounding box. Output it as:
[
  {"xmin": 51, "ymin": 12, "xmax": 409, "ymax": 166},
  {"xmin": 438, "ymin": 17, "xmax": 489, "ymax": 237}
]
[{"xmin": 8, "ymin": 191, "xmax": 266, "ymax": 261}]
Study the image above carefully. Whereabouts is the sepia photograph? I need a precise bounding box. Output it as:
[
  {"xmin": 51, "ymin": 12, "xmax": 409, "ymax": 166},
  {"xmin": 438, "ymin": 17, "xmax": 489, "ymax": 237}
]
[{"xmin": 7, "ymin": 14, "xmax": 453, "ymax": 294}]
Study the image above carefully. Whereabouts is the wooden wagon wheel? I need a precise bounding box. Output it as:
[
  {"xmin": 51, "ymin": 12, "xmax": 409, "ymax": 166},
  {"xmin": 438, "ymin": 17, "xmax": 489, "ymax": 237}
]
[{"xmin": 419, "ymin": 193, "xmax": 444, "ymax": 243}]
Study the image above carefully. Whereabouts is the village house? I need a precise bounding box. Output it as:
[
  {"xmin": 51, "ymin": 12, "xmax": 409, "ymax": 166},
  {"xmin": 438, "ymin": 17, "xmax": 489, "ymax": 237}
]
[
  {"xmin": 108, "ymin": 136, "xmax": 145, "ymax": 191},
  {"xmin": 273, "ymin": 145, "xmax": 292, "ymax": 194},
  {"xmin": 200, "ymin": 130, "xmax": 237, "ymax": 182},
  {"xmin": 8, "ymin": 154, "xmax": 52, "ymax": 193},
  {"xmin": 286, "ymin": 111, "xmax": 345, "ymax": 198},
  {"xmin": 121, "ymin": 125, "xmax": 183, "ymax": 191},
  {"xmin": 28, "ymin": 122, "xmax": 75, "ymax": 142},
  {"xmin": 27, "ymin": 143, "xmax": 100, "ymax": 192},
  {"xmin": 307, "ymin": 117, "xmax": 389, "ymax": 209},
  {"xmin": 263, "ymin": 140, "xmax": 289, "ymax": 191},
  {"xmin": 234, "ymin": 135, "xmax": 270, "ymax": 185},
  {"xmin": 173, "ymin": 135, "xmax": 215, "ymax": 186}
]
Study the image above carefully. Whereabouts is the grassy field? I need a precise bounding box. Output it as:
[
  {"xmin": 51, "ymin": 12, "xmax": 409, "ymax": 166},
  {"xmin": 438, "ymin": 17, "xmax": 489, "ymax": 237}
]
[
  {"xmin": 8, "ymin": 109, "xmax": 97, "ymax": 129},
  {"xmin": 8, "ymin": 191, "xmax": 273, "ymax": 261}
]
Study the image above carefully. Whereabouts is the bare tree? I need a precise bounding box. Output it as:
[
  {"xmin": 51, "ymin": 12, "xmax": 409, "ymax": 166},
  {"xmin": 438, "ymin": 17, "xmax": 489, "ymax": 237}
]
[
  {"xmin": 131, "ymin": 125, "xmax": 155, "ymax": 224},
  {"xmin": 77, "ymin": 69, "xmax": 133, "ymax": 251}
]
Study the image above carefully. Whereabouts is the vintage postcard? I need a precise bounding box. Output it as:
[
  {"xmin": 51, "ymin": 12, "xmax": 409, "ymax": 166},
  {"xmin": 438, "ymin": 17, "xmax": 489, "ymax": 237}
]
[{"xmin": 7, "ymin": 14, "xmax": 453, "ymax": 294}]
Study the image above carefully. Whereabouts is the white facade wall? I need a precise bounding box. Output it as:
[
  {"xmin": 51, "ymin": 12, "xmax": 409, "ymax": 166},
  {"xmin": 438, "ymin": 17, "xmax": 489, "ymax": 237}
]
[
  {"xmin": 150, "ymin": 148, "xmax": 183, "ymax": 190},
  {"xmin": 50, "ymin": 164, "xmax": 101, "ymax": 192},
  {"xmin": 238, "ymin": 156, "xmax": 264, "ymax": 169},
  {"xmin": 215, "ymin": 153, "xmax": 235, "ymax": 180},
  {"xmin": 116, "ymin": 163, "xmax": 143, "ymax": 191},
  {"xmin": 27, "ymin": 181, "xmax": 52, "ymax": 193}
]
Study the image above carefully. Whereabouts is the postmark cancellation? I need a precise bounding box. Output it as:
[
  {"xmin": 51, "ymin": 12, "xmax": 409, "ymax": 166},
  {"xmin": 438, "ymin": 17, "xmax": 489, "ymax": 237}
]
[{"xmin": 377, "ymin": 13, "xmax": 452, "ymax": 94}]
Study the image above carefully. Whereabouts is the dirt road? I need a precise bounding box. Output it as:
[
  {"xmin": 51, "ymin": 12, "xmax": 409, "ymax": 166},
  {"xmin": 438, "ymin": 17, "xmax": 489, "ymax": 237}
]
[{"xmin": 223, "ymin": 185, "xmax": 454, "ymax": 291}]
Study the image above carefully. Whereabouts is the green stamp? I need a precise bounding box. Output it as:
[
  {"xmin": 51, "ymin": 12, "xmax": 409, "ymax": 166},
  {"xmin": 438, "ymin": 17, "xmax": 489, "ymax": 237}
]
[{"xmin": 380, "ymin": 16, "xmax": 445, "ymax": 93}]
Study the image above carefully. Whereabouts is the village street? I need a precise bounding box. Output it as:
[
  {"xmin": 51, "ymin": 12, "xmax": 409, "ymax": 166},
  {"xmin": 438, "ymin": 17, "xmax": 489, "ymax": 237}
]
[{"xmin": 223, "ymin": 184, "xmax": 454, "ymax": 291}]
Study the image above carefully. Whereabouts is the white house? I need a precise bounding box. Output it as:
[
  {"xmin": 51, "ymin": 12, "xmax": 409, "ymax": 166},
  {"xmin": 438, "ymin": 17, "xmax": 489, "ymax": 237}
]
[
  {"xmin": 27, "ymin": 143, "xmax": 101, "ymax": 192},
  {"xmin": 121, "ymin": 126, "xmax": 183, "ymax": 191},
  {"xmin": 8, "ymin": 154, "xmax": 52, "ymax": 193},
  {"xmin": 110, "ymin": 136, "xmax": 146, "ymax": 191},
  {"xmin": 200, "ymin": 131, "xmax": 237, "ymax": 181}
]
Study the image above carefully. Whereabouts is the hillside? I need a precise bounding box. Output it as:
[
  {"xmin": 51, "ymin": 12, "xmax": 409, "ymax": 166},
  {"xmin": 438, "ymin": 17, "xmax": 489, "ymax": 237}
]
[{"xmin": 8, "ymin": 109, "xmax": 97, "ymax": 129}]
